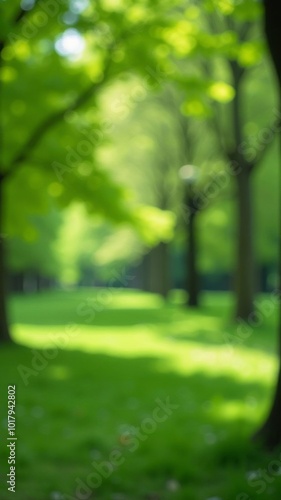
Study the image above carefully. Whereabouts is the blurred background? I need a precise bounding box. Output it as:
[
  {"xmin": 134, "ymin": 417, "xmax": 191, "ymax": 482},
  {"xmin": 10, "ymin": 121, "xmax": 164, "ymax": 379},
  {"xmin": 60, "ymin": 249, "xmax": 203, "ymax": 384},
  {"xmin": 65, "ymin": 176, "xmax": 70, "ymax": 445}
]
[{"xmin": 0, "ymin": 0, "xmax": 280, "ymax": 499}]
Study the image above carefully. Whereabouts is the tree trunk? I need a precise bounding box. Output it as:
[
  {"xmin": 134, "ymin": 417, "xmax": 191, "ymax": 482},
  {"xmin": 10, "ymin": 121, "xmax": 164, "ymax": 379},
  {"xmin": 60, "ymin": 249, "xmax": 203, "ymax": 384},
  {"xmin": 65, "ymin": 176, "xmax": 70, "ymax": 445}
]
[
  {"xmin": 141, "ymin": 243, "xmax": 171, "ymax": 298},
  {"xmin": 228, "ymin": 59, "xmax": 255, "ymax": 320},
  {"xmin": 253, "ymin": 0, "xmax": 281, "ymax": 449},
  {"xmin": 235, "ymin": 167, "xmax": 255, "ymax": 319},
  {"xmin": 0, "ymin": 177, "xmax": 12, "ymax": 343},
  {"xmin": 187, "ymin": 211, "xmax": 199, "ymax": 307},
  {"xmin": 254, "ymin": 361, "xmax": 281, "ymax": 449}
]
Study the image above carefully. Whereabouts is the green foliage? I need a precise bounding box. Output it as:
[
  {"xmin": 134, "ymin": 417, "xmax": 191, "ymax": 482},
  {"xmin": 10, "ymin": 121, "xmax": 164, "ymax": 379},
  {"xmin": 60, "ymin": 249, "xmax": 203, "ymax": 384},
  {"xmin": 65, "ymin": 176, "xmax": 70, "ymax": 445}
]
[
  {"xmin": 7, "ymin": 209, "xmax": 62, "ymax": 277},
  {"xmin": 52, "ymin": 204, "xmax": 141, "ymax": 284},
  {"xmin": 134, "ymin": 206, "xmax": 175, "ymax": 245},
  {"xmin": 1, "ymin": 0, "xmax": 278, "ymax": 283},
  {"xmin": 1, "ymin": 0, "xmax": 178, "ymax": 244}
]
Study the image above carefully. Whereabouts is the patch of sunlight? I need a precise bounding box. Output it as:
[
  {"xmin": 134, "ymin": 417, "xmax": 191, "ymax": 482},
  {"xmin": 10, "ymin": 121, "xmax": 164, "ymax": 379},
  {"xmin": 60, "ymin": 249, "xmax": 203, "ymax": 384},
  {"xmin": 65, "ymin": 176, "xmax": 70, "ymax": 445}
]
[
  {"xmin": 210, "ymin": 392, "xmax": 267, "ymax": 424},
  {"xmin": 47, "ymin": 365, "xmax": 70, "ymax": 380},
  {"xmin": 208, "ymin": 82, "xmax": 235, "ymax": 103},
  {"xmin": 77, "ymin": 163, "xmax": 94, "ymax": 177},
  {"xmin": 127, "ymin": 5, "xmax": 149, "ymax": 23},
  {"xmin": 182, "ymin": 99, "xmax": 210, "ymax": 117},
  {"xmin": 216, "ymin": 0, "xmax": 234, "ymax": 15},
  {"xmin": 102, "ymin": 0, "xmax": 124, "ymax": 11},
  {"xmin": 207, "ymin": 208, "xmax": 228, "ymax": 226},
  {"xmin": 55, "ymin": 29, "xmax": 85, "ymax": 60},
  {"xmin": 171, "ymin": 315, "xmax": 222, "ymax": 334},
  {"xmin": 103, "ymin": 291, "xmax": 164, "ymax": 310},
  {"xmin": 185, "ymin": 5, "xmax": 200, "ymax": 20},
  {"xmin": 212, "ymin": 400, "xmax": 255, "ymax": 422},
  {"xmin": 48, "ymin": 182, "xmax": 64, "ymax": 198},
  {"xmin": 165, "ymin": 343, "xmax": 276, "ymax": 386},
  {"xmin": 0, "ymin": 66, "xmax": 17, "ymax": 82},
  {"xmin": 13, "ymin": 323, "xmax": 276, "ymax": 386},
  {"xmin": 163, "ymin": 21, "xmax": 197, "ymax": 56},
  {"xmin": 238, "ymin": 41, "xmax": 263, "ymax": 67}
]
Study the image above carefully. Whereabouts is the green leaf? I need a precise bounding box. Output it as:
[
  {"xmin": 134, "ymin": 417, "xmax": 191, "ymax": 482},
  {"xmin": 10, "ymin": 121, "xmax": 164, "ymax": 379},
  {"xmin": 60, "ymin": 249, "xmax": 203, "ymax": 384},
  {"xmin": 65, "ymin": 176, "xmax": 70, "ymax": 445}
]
[
  {"xmin": 208, "ymin": 82, "xmax": 235, "ymax": 103},
  {"xmin": 133, "ymin": 206, "xmax": 175, "ymax": 246},
  {"xmin": 237, "ymin": 41, "xmax": 264, "ymax": 67}
]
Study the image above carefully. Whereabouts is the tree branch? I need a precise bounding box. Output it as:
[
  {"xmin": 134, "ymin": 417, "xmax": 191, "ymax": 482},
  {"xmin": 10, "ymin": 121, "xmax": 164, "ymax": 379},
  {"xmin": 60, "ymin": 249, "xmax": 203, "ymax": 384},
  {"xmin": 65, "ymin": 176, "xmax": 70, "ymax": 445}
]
[
  {"xmin": 224, "ymin": 14, "xmax": 252, "ymax": 43},
  {"xmin": 227, "ymin": 58, "xmax": 246, "ymax": 156},
  {"xmin": 158, "ymin": 89, "xmax": 194, "ymax": 164},
  {"xmin": 200, "ymin": 59, "xmax": 229, "ymax": 155},
  {"xmin": 2, "ymin": 61, "xmax": 111, "ymax": 181},
  {"xmin": 0, "ymin": 1, "xmax": 39, "ymax": 54},
  {"xmin": 239, "ymin": 21, "xmax": 252, "ymax": 42},
  {"xmin": 13, "ymin": 4, "xmax": 36, "ymax": 24}
]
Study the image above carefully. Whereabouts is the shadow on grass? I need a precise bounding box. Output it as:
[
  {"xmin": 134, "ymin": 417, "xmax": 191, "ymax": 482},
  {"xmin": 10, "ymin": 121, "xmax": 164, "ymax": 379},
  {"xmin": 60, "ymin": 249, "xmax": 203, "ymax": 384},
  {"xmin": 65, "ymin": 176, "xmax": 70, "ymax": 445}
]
[
  {"xmin": 3, "ymin": 290, "xmax": 280, "ymax": 498},
  {"xmin": 9, "ymin": 289, "xmax": 227, "ymax": 328},
  {"xmin": 9, "ymin": 290, "xmax": 177, "ymax": 326},
  {"xmin": 10, "ymin": 290, "xmax": 278, "ymax": 358},
  {"xmin": 1, "ymin": 340, "xmax": 280, "ymax": 499}
]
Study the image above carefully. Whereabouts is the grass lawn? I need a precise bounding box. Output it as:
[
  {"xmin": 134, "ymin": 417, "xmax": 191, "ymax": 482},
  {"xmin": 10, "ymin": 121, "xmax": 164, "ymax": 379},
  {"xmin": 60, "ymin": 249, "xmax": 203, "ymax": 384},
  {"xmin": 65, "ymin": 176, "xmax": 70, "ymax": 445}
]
[{"xmin": 0, "ymin": 288, "xmax": 281, "ymax": 500}]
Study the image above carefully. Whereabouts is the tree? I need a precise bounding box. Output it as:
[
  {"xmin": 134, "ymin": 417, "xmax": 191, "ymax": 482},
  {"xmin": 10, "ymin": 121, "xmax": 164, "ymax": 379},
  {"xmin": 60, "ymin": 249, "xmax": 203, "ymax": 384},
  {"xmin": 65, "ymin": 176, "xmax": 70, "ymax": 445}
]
[
  {"xmin": 0, "ymin": 180, "xmax": 10, "ymax": 341},
  {"xmin": 253, "ymin": 0, "xmax": 281, "ymax": 449},
  {"xmin": 163, "ymin": 91, "xmax": 201, "ymax": 306},
  {"xmin": 97, "ymin": 85, "xmax": 182, "ymax": 298},
  {"xmin": 0, "ymin": 0, "xmax": 177, "ymax": 342},
  {"xmin": 7, "ymin": 208, "xmax": 62, "ymax": 293},
  {"xmin": 200, "ymin": 1, "xmax": 278, "ymax": 319},
  {"xmin": 160, "ymin": 0, "xmax": 276, "ymax": 318},
  {"xmin": 0, "ymin": 1, "xmax": 120, "ymax": 341}
]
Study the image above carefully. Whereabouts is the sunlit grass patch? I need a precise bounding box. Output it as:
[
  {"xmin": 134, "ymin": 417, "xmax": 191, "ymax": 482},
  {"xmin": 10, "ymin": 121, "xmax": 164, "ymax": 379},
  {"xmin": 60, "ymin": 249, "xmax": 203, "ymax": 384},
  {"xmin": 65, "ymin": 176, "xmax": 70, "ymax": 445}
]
[{"xmin": 0, "ymin": 289, "xmax": 279, "ymax": 499}]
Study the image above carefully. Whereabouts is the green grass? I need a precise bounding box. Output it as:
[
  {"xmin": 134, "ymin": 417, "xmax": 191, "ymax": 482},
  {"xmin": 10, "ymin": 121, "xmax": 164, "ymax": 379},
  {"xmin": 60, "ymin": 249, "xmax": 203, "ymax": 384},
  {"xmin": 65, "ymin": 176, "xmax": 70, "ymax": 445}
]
[{"xmin": 1, "ymin": 288, "xmax": 281, "ymax": 500}]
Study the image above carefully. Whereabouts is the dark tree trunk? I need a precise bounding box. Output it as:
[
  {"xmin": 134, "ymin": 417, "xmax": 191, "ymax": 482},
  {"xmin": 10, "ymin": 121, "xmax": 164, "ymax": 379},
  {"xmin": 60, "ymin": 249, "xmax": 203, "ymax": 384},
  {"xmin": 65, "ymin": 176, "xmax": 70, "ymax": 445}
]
[
  {"xmin": 253, "ymin": 0, "xmax": 281, "ymax": 448},
  {"xmin": 235, "ymin": 167, "xmax": 255, "ymax": 319},
  {"xmin": 259, "ymin": 264, "xmax": 270, "ymax": 293},
  {"xmin": 254, "ymin": 363, "xmax": 281, "ymax": 448},
  {"xmin": 0, "ymin": 177, "xmax": 12, "ymax": 343},
  {"xmin": 187, "ymin": 211, "xmax": 199, "ymax": 307},
  {"xmin": 141, "ymin": 243, "xmax": 171, "ymax": 298},
  {"xmin": 229, "ymin": 59, "xmax": 255, "ymax": 320}
]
